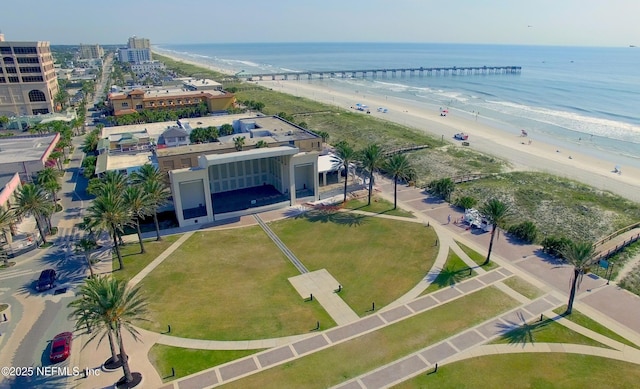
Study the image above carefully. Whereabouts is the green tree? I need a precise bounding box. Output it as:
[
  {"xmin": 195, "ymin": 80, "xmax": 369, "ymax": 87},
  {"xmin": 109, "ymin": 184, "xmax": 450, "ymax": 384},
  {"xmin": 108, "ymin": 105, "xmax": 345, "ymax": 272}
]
[
  {"xmin": 219, "ymin": 123, "xmax": 234, "ymax": 136},
  {"xmin": 130, "ymin": 165, "xmax": 170, "ymax": 241},
  {"xmin": 454, "ymin": 196, "xmax": 477, "ymax": 210},
  {"xmin": 13, "ymin": 183, "xmax": 53, "ymax": 244},
  {"xmin": 37, "ymin": 167, "xmax": 61, "ymax": 206},
  {"xmin": 233, "ymin": 136, "xmax": 246, "ymax": 151},
  {"xmin": 68, "ymin": 276, "xmax": 149, "ymax": 384},
  {"xmin": 360, "ymin": 144, "xmax": 385, "ymax": 206},
  {"xmin": 560, "ymin": 241, "xmax": 596, "ymax": 314},
  {"xmin": 0, "ymin": 208, "xmax": 15, "ymax": 266},
  {"xmin": 384, "ymin": 154, "xmax": 415, "ymax": 210},
  {"xmin": 255, "ymin": 140, "xmax": 269, "ymax": 148},
  {"xmin": 86, "ymin": 185, "xmax": 131, "ymax": 270},
  {"xmin": 122, "ymin": 186, "xmax": 150, "ymax": 254},
  {"xmin": 333, "ymin": 141, "xmax": 357, "ymax": 203},
  {"xmin": 430, "ymin": 178, "xmax": 455, "ymax": 202},
  {"xmin": 479, "ymin": 198, "xmax": 513, "ymax": 266},
  {"xmin": 75, "ymin": 237, "xmax": 98, "ymax": 278},
  {"xmin": 0, "ymin": 115, "xmax": 9, "ymax": 129}
]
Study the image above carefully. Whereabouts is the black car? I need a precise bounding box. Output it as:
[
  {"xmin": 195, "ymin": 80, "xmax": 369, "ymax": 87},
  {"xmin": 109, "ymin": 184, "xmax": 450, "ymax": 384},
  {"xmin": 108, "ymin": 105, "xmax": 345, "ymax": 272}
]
[{"xmin": 36, "ymin": 269, "xmax": 57, "ymax": 291}]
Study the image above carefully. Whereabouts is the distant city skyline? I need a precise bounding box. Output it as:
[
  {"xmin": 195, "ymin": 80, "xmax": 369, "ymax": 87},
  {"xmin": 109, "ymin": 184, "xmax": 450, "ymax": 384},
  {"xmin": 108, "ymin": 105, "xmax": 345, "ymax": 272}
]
[{"xmin": 2, "ymin": 0, "xmax": 637, "ymax": 47}]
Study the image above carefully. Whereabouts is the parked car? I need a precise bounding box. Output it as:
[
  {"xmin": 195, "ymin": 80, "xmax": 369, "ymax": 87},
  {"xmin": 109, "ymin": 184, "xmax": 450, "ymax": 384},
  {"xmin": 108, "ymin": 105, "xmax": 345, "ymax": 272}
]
[
  {"xmin": 49, "ymin": 332, "xmax": 73, "ymax": 363},
  {"xmin": 36, "ymin": 269, "xmax": 57, "ymax": 291}
]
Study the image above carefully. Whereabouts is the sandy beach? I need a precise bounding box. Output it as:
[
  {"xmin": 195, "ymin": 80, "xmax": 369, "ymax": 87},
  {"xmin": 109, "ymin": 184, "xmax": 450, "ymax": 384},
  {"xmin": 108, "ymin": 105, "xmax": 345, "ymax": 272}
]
[{"xmin": 156, "ymin": 51, "xmax": 640, "ymax": 203}]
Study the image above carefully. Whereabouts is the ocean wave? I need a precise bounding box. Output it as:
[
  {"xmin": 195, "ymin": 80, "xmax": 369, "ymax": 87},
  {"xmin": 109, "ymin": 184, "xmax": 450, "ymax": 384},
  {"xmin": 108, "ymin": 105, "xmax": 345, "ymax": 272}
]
[{"xmin": 487, "ymin": 100, "xmax": 640, "ymax": 141}]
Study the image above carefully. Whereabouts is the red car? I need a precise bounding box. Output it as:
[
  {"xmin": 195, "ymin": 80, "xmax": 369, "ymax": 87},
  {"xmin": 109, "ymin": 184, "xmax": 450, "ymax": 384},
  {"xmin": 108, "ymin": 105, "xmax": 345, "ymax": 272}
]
[{"xmin": 49, "ymin": 332, "xmax": 73, "ymax": 363}]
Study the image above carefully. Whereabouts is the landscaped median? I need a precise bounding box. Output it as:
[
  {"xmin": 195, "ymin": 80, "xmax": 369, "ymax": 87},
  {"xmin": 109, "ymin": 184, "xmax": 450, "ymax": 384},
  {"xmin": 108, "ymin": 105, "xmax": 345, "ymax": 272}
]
[
  {"xmin": 394, "ymin": 353, "xmax": 640, "ymax": 388},
  {"xmin": 221, "ymin": 286, "xmax": 518, "ymax": 389}
]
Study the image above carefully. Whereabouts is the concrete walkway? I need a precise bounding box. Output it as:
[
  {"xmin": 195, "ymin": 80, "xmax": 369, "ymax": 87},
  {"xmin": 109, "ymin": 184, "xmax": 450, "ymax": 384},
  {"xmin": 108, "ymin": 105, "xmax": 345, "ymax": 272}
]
[{"xmin": 289, "ymin": 269, "xmax": 360, "ymax": 325}]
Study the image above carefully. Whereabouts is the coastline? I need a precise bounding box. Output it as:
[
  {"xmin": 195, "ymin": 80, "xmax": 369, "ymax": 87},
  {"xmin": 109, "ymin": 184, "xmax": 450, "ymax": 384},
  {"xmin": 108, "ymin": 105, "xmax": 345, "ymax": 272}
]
[{"xmin": 154, "ymin": 50, "xmax": 640, "ymax": 203}]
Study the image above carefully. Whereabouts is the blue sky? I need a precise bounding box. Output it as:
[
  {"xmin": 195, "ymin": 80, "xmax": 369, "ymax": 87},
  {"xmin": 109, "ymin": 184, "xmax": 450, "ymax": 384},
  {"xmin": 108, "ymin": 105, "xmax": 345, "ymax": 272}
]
[{"xmin": 2, "ymin": 0, "xmax": 637, "ymax": 46}]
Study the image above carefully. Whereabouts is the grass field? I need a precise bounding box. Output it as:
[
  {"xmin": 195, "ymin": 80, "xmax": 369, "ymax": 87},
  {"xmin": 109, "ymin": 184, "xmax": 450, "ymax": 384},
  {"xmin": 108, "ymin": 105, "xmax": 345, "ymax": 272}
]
[
  {"xmin": 394, "ymin": 353, "xmax": 640, "ymax": 388},
  {"xmin": 342, "ymin": 195, "xmax": 415, "ymax": 218},
  {"xmin": 111, "ymin": 235, "xmax": 180, "ymax": 282},
  {"xmin": 422, "ymin": 249, "xmax": 476, "ymax": 295},
  {"xmin": 138, "ymin": 226, "xmax": 334, "ymax": 340},
  {"xmin": 223, "ymin": 286, "xmax": 518, "ymax": 389},
  {"xmin": 148, "ymin": 345, "xmax": 262, "ymax": 382},
  {"xmin": 269, "ymin": 211, "xmax": 438, "ymax": 314},
  {"xmin": 491, "ymin": 316, "xmax": 609, "ymax": 348},
  {"xmin": 502, "ymin": 276, "xmax": 544, "ymax": 300},
  {"xmin": 552, "ymin": 306, "xmax": 639, "ymax": 349},
  {"xmin": 455, "ymin": 240, "xmax": 499, "ymax": 270}
]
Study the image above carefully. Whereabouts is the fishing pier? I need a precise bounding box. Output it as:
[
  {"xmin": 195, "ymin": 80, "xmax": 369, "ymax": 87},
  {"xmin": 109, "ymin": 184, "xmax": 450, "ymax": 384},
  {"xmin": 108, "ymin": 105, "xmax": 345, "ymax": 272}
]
[{"xmin": 239, "ymin": 66, "xmax": 521, "ymax": 81}]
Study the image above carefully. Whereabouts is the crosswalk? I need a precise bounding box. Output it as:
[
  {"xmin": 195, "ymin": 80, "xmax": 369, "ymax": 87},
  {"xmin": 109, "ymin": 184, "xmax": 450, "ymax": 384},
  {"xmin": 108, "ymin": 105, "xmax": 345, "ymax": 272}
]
[{"xmin": 0, "ymin": 267, "xmax": 38, "ymax": 282}]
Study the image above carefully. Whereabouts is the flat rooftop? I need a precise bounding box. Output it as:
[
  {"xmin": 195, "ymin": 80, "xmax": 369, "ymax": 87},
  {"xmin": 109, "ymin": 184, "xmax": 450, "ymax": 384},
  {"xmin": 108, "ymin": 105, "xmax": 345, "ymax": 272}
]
[
  {"xmin": 109, "ymin": 87, "xmax": 226, "ymax": 100},
  {"xmin": 0, "ymin": 134, "xmax": 57, "ymax": 164},
  {"xmin": 100, "ymin": 113, "xmax": 258, "ymax": 141},
  {"xmin": 96, "ymin": 151, "xmax": 157, "ymax": 175}
]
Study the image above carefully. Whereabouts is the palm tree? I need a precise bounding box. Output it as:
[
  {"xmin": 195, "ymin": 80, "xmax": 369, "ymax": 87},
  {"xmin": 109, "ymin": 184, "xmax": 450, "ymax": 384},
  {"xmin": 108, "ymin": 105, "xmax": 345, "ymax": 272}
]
[
  {"xmin": 233, "ymin": 136, "xmax": 246, "ymax": 151},
  {"xmin": 560, "ymin": 241, "xmax": 596, "ymax": 314},
  {"xmin": 130, "ymin": 165, "xmax": 170, "ymax": 241},
  {"xmin": 122, "ymin": 186, "xmax": 150, "ymax": 254},
  {"xmin": 88, "ymin": 171, "xmax": 128, "ymax": 197},
  {"xmin": 384, "ymin": 154, "xmax": 415, "ymax": 209},
  {"xmin": 333, "ymin": 141, "xmax": 357, "ymax": 203},
  {"xmin": 86, "ymin": 186, "xmax": 131, "ymax": 270},
  {"xmin": 75, "ymin": 237, "xmax": 99, "ymax": 278},
  {"xmin": 68, "ymin": 277, "xmax": 121, "ymax": 368},
  {"xmin": 37, "ymin": 167, "xmax": 61, "ymax": 207},
  {"xmin": 255, "ymin": 140, "xmax": 269, "ymax": 148},
  {"xmin": 479, "ymin": 198, "xmax": 512, "ymax": 266},
  {"xmin": 0, "ymin": 208, "xmax": 15, "ymax": 266},
  {"xmin": 13, "ymin": 183, "xmax": 53, "ymax": 244},
  {"xmin": 68, "ymin": 276, "xmax": 149, "ymax": 383},
  {"xmin": 360, "ymin": 144, "xmax": 385, "ymax": 206}
]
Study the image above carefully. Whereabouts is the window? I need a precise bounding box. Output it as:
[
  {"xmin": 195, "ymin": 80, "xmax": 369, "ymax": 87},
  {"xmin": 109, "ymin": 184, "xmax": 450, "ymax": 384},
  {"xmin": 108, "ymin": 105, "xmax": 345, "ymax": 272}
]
[
  {"xmin": 20, "ymin": 66, "xmax": 41, "ymax": 73},
  {"xmin": 32, "ymin": 108, "xmax": 49, "ymax": 114},
  {"xmin": 17, "ymin": 57, "xmax": 39, "ymax": 64},
  {"xmin": 2, "ymin": 56, "xmax": 14, "ymax": 63},
  {"xmin": 8, "ymin": 76, "xmax": 19, "ymax": 83},
  {"xmin": 22, "ymin": 76, "xmax": 44, "ymax": 82},
  {"xmin": 136, "ymin": 104, "xmax": 143, "ymax": 109},
  {"xmin": 13, "ymin": 47, "xmax": 38, "ymax": 54},
  {"xmin": 28, "ymin": 90, "xmax": 46, "ymax": 102},
  {"xmin": 0, "ymin": 77, "xmax": 5, "ymax": 83},
  {"xmin": 178, "ymin": 136, "xmax": 186, "ymax": 141},
  {"xmin": 5, "ymin": 67, "xmax": 17, "ymax": 73},
  {"xmin": 0, "ymin": 48, "xmax": 12, "ymax": 54},
  {"xmin": 121, "ymin": 102, "xmax": 129, "ymax": 107}
]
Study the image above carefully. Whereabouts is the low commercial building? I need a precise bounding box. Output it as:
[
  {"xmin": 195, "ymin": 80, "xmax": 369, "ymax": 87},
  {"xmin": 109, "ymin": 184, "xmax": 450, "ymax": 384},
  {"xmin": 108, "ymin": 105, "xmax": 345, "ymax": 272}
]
[
  {"xmin": 107, "ymin": 88, "xmax": 236, "ymax": 116},
  {"xmin": 0, "ymin": 134, "xmax": 60, "ymax": 180}
]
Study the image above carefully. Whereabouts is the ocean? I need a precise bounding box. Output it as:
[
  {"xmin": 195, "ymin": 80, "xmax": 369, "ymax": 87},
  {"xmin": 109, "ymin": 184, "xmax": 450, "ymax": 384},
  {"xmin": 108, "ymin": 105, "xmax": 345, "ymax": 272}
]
[{"xmin": 154, "ymin": 43, "xmax": 640, "ymax": 168}]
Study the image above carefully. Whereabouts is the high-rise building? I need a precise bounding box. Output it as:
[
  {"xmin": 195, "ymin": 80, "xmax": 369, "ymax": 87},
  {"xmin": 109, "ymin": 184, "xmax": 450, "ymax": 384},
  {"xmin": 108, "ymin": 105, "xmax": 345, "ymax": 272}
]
[
  {"xmin": 127, "ymin": 36, "xmax": 150, "ymax": 49},
  {"xmin": 119, "ymin": 36, "xmax": 152, "ymax": 64},
  {"xmin": 0, "ymin": 35, "xmax": 59, "ymax": 116},
  {"xmin": 79, "ymin": 44, "xmax": 104, "ymax": 59}
]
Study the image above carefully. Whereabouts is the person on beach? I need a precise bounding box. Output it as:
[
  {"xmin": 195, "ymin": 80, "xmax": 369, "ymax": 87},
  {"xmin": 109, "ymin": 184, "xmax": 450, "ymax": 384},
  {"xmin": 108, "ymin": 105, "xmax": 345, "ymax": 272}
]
[{"xmin": 448, "ymin": 214, "xmax": 451, "ymax": 224}]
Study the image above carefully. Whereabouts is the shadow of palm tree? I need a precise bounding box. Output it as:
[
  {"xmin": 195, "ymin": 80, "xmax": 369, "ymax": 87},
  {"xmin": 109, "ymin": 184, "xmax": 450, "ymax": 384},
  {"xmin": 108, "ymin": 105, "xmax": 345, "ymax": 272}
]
[
  {"xmin": 432, "ymin": 266, "xmax": 471, "ymax": 288},
  {"xmin": 495, "ymin": 312, "xmax": 553, "ymax": 346},
  {"xmin": 292, "ymin": 208, "xmax": 366, "ymax": 226}
]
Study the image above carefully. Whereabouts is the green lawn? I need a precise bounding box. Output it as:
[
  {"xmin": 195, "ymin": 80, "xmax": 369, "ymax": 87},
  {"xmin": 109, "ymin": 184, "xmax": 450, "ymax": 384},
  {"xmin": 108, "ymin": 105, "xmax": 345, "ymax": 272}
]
[
  {"xmin": 111, "ymin": 235, "xmax": 180, "ymax": 282},
  {"xmin": 502, "ymin": 276, "xmax": 544, "ymax": 300},
  {"xmin": 342, "ymin": 196, "xmax": 415, "ymax": 218},
  {"xmin": 223, "ymin": 286, "xmax": 517, "ymax": 389},
  {"xmin": 269, "ymin": 211, "xmax": 438, "ymax": 314},
  {"xmin": 149, "ymin": 345, "xmax": 262, "ymax": 382},
  {"xmin": 455, "ymin": 240, "xmax": 498, "ymax": 270},
  {"xmin": 0, "ymin": 304, "xmax": 7, "ymax": 312},
  {"xmin": 394, "ymin": 354, "xmax": 640, "ymax": 388},
  {"xmin": 552, "ymin": 306, "xmax": 639, "ymax": 349},
  {"xmin": 422, "ymin": 249, "xmax": 476, "ymax": 295},
  {"xmin": 138, "ymin": 226, "xmax": 334, "ymax": 340},
  {"xmin": 491, "ymin": 316, "xmax": 609, "ymax": 348}
]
